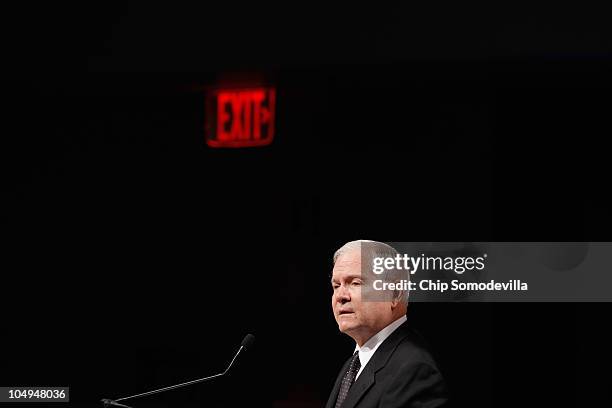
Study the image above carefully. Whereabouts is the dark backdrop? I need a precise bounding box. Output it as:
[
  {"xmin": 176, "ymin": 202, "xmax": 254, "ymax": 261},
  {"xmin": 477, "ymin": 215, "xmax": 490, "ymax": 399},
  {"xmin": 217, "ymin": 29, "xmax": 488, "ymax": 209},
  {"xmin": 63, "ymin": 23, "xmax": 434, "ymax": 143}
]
[{"xmin": 2, "ymin": 3, "xmax": 611, "ymax": 408}]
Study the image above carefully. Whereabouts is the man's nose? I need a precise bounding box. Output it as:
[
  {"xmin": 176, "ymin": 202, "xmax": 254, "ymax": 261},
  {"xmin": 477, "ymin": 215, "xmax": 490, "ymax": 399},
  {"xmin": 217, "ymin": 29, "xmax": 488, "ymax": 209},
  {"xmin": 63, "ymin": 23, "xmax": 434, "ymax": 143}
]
[{"xmin": 335, "ymin": 285, "xmax": 350, "ymax": 304}]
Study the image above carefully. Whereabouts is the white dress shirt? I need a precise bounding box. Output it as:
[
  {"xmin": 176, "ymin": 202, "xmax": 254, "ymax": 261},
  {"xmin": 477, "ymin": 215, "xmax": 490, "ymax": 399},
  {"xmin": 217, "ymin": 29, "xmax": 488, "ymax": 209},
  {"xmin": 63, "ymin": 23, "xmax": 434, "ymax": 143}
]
[{"xmin": 354, "ymin": 315, "xmax": 407, "ymax": 379}]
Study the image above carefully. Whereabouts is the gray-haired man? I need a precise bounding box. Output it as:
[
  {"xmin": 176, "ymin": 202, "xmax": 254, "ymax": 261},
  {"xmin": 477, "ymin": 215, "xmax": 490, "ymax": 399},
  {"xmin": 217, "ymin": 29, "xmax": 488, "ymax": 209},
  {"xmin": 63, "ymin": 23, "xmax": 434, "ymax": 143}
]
[{"xmin": 327, "ymin": 240, "xmax": 448, "ymax": 408}]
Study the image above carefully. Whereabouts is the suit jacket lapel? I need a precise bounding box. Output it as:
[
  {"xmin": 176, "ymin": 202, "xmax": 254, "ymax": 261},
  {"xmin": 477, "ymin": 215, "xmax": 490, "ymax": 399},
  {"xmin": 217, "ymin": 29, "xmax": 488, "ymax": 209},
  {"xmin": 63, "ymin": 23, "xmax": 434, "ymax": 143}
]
[{"xmin": 369, "ymin": 321, "xmax": 411, "ymax": 372}]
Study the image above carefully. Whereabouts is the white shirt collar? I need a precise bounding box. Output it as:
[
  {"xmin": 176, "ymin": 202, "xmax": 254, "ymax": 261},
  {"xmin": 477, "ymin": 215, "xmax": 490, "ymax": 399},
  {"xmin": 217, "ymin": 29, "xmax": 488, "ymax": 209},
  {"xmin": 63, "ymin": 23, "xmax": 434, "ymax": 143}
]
[{"xmin": 354, "ymin": 315, "xmax": 407, "ymax": 379}]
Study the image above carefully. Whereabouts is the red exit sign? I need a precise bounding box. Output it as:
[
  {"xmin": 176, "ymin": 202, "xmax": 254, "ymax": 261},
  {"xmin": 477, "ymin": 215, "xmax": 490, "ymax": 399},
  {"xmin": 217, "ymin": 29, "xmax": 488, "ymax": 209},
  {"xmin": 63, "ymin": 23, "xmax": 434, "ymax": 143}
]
[{"xmin": 206, "ymin": 87, "xmax": 276, "ymax": 148}]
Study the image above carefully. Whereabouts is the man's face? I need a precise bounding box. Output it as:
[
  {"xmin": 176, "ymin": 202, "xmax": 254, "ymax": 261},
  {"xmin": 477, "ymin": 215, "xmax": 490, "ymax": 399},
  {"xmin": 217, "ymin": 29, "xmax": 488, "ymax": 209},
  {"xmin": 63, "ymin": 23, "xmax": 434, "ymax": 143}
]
[{"xmin": 331, "ymin": 249, "xmax": 392, "ymax": 345}]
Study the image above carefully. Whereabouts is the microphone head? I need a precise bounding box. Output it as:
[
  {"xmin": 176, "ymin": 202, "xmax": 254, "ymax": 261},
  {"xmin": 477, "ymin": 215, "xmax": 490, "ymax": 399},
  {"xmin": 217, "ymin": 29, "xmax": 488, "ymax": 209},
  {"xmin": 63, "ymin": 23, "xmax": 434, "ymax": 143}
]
[{"xmin": 240, "ymin": 334, "xmax": 255, "ymax": 350}]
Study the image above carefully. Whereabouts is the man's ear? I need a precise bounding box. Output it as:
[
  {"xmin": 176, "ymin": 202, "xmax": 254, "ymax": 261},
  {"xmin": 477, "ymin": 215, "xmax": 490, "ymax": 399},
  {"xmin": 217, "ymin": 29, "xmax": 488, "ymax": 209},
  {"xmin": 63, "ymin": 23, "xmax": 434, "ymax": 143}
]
[{"xmin": 391, "ymin": 289, "xmax": 402, "ymax": 309}]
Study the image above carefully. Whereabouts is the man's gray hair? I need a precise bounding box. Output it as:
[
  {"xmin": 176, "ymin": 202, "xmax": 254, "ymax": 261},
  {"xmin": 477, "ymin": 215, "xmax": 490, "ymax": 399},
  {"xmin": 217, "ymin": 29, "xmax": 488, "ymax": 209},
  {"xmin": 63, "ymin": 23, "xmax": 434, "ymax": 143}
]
[{"xmin": 333, "ymin": 240, "xmax": 409, "ymax": 304}]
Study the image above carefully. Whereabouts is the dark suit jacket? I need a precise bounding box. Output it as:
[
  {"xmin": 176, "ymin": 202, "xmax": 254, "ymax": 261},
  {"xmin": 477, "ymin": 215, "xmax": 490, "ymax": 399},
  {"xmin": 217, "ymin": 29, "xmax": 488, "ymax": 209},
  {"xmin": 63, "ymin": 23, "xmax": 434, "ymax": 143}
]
[{"xmin": 325, "ymin": 321, "xmax": 448, "ymax": 408}]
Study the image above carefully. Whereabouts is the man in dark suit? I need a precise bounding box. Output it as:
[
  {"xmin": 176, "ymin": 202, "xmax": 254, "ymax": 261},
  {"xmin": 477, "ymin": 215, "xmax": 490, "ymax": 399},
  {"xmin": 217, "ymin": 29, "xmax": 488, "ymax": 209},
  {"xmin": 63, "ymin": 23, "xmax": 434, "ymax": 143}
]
[{"xmin": 327, "ymin": 240, "xmax": 448, "ymax": 408}]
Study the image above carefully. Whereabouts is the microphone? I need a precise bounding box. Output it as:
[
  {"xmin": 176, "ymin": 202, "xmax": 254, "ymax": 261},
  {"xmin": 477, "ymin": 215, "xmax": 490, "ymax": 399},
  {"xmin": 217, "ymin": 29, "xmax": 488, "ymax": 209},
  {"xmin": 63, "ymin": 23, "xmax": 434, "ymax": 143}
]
[
  {"xmin": 101, "ymin": 334, "xmax": 255, "ymax": 408},
  {"xmin": 241, "ymin": 333, "xmax": 255, "ymax": 350}
]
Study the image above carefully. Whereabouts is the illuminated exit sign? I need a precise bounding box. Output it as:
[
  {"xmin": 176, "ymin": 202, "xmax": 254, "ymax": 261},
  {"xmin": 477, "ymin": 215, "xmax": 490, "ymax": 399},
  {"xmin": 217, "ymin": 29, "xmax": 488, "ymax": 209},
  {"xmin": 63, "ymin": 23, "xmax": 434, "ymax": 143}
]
[{"xmin": 206, "ymin": 87, "xmax": 276, "ymax": 148}]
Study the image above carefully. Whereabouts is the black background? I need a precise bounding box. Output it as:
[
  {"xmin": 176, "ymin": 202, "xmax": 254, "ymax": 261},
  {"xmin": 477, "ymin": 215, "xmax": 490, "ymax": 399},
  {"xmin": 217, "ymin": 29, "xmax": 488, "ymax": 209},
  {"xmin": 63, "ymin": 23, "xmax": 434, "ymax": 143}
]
[{"xmin": 2, "ymin": 3, "xmax": 611, "ymax": 407}]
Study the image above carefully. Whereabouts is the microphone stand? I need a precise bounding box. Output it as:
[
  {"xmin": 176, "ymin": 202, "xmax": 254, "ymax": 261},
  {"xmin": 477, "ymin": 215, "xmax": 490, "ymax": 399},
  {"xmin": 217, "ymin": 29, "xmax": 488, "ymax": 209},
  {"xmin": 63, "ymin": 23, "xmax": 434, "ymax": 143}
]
[{"xmin": 101, "ymin": 342, "xmax": 249, "ymax": 408}]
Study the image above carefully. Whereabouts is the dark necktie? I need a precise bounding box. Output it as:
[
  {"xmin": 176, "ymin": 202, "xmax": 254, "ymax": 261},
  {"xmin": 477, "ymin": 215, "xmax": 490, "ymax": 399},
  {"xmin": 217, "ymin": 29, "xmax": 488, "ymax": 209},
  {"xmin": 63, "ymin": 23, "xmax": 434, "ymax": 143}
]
[{"xmin": 335, "ymin": 351, "xmax": 361, "ymax": 408}]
